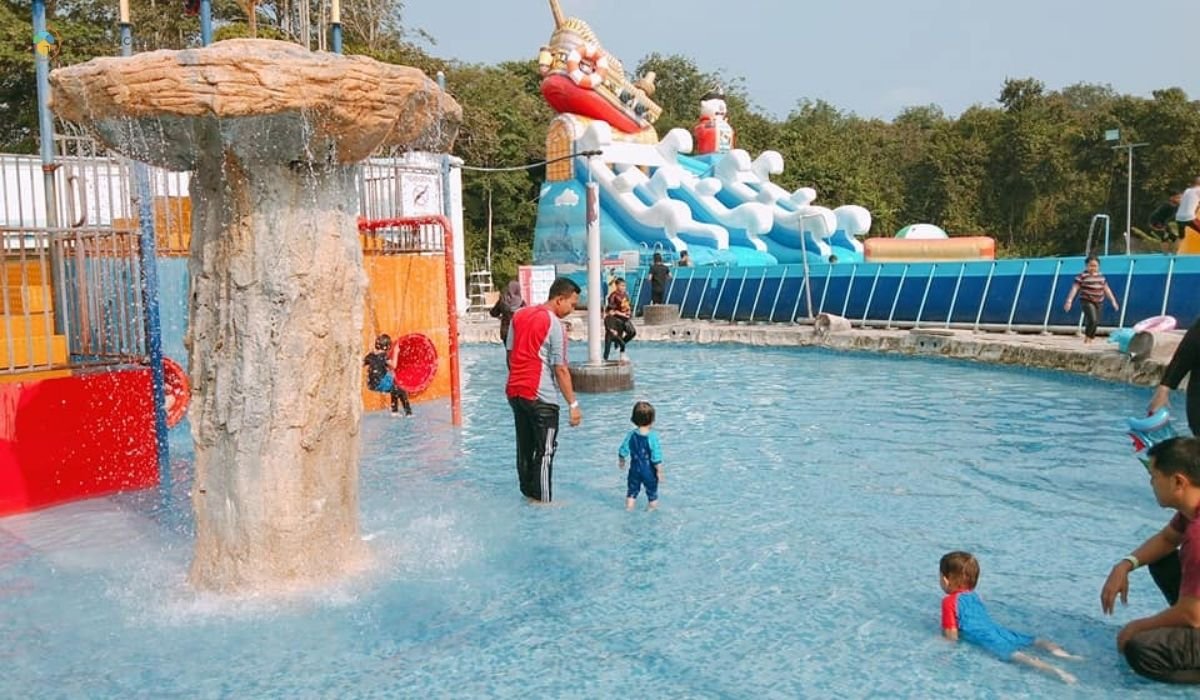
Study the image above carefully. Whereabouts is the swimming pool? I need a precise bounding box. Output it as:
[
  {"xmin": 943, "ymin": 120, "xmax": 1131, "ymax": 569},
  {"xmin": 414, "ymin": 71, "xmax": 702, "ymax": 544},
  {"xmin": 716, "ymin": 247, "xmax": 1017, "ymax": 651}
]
[{"xmin": 0, "ymin": 344, "xmax": 1190, "ymax": 698}]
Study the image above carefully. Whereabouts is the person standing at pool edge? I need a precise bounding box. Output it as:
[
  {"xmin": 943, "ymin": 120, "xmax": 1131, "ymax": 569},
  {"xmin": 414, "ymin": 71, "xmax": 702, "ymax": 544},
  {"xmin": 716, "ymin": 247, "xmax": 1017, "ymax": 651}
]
[
  {"xmin": 1062, "ymin": 255, "xmax": 1119, "ymax": 343},
  {"xmin": 505, "ymin": 277, "xmax": 583, "ymax": 503},
  {"xmin": 648, "ymin": 252, "xmax": 671, "ymax": 305},
  {"xmin": 1149, "ymin": 316, "xmax": 1200, "ymax": 436}
]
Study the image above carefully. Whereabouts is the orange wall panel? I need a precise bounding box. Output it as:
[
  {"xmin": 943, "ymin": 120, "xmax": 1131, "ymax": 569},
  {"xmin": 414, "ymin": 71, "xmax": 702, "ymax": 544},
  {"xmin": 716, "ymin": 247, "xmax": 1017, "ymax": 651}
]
[{"xmin": 361, "ymin": 254, "xmax": 452, "ymax": 412}]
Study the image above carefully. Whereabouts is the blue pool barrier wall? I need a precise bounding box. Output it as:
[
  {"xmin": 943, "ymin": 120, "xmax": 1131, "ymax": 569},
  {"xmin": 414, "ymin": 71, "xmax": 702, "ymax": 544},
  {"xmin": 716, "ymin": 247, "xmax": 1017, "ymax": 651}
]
[{"xmin": 573, "ymin": 254, "xmax": 1200, "ymax": 332}]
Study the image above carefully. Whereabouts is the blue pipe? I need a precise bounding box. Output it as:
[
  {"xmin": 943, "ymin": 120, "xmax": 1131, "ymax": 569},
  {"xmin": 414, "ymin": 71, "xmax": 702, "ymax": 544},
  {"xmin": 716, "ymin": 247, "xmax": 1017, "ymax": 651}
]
[
  {"xmin": 122, "ymin": 15, "xmax": 171, "ymax": 485},
  {"xmin": 200, "ymin": 0, "xmax": 213, "ymax": 46},
  {"xmin": 332, "ymin": 23, "xmax": 343, "ymax": 54},
  {"xmin": 32, "ymin": 0, "xmax": 58, "ymax": 228}
]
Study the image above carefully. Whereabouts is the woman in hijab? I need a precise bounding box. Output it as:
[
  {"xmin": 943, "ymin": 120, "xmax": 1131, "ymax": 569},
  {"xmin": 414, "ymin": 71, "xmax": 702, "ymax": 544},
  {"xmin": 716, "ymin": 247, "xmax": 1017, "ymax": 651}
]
[{"xmin": 490, "ymin": 280, "xmax": 526, "ymax": 343}]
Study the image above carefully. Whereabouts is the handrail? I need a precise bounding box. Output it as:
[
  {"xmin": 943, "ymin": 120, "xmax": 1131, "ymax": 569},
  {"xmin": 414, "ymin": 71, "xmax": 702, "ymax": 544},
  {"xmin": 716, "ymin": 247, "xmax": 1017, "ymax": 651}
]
[{"xmin": 1085, "ymin": 214, "xmax": 1111, "ymax": 256}]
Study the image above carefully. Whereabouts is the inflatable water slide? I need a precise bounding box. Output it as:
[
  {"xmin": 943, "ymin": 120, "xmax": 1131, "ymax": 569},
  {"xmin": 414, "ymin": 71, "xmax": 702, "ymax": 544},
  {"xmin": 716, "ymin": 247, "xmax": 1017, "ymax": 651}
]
[
  {"xmin": 532, "ymin": 119, "xmax": 871, "ymax": 268},
  {"xmin": 530, "ymin": 0, "xmax": 870, "ymax": 269}
]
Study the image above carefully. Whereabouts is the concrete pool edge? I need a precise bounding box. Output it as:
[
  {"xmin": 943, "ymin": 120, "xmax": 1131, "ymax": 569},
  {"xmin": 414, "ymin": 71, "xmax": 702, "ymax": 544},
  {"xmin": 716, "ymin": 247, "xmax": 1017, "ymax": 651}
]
[{"xmin": 461, "ymin": 314, "xmax": 1183, "ymax": 389}]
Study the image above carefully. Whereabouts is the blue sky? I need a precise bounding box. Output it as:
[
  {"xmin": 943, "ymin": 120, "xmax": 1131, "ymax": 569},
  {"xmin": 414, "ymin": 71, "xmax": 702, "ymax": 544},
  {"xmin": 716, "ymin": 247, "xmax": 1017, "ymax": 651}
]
[{"xmin": 404, "ymin": 0, "xmax": 1199, "ymax": 121}]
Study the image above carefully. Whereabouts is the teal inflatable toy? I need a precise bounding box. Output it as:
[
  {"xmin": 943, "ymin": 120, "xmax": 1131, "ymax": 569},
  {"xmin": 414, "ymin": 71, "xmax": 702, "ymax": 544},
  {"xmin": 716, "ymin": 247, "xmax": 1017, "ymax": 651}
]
[{"xmin": 1127, "ymin": 408, "xmax": 1178, "ymax": 467}]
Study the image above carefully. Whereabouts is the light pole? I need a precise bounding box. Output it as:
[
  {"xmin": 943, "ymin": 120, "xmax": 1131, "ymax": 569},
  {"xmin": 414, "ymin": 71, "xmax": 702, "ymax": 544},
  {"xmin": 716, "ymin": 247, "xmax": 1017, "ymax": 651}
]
[{"xmin": 1105, "ymin": 129, "xmax": 1148, "ymax": 253}]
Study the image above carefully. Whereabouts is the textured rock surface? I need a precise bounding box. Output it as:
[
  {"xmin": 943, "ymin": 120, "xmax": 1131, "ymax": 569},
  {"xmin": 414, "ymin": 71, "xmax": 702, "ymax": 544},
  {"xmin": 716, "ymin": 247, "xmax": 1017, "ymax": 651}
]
[
  {"xmin": 49, "ymin": 39, "xmax": 461, "ymax": 170},
  {"xmin": 642, "ymin": 304, "xmax": 680, "ymax": 326},
  {"xmin": 50, "ymin": 40, "xmax": 461, "ymax": 592},
  {"xmin": 186, "ymin": 157, "xmax": 368, "ymax": 591}
]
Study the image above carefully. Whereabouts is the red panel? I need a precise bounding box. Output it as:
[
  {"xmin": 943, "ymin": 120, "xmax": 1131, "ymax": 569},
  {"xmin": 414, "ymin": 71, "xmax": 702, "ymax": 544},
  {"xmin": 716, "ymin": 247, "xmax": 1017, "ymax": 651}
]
[{"xmin": 0, "ymin": 368, "xmax": 158, "ymax": 516}]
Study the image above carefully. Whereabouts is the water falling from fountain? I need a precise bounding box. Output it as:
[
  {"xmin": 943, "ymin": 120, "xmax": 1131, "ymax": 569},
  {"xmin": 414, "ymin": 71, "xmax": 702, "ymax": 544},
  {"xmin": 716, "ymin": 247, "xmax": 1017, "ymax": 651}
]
[{"xmin": 48, "ymin": 39, "xmax": 461, "ymax": 593}]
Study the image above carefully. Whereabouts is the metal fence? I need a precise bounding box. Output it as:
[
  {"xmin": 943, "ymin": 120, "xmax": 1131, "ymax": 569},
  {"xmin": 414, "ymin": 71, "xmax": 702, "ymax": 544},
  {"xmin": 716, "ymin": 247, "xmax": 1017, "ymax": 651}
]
[{"xmin": 0, "ymin": 225, "xmax": 146, "ymax": 373}]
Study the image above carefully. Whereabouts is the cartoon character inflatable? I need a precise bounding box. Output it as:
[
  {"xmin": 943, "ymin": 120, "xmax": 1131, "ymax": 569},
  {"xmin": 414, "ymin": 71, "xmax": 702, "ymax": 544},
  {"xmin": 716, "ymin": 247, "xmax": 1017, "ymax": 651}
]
[{"xmin": 694, "ymin": 87, "xmax": 735, "ymax": 155}]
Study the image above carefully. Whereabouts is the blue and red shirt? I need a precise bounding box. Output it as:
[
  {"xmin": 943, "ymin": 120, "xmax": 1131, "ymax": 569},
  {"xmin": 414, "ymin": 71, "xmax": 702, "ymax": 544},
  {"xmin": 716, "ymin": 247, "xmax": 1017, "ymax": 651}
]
[{"xmin": 941, "ymin": 589, "xmax": 1034, "ymax": 658}]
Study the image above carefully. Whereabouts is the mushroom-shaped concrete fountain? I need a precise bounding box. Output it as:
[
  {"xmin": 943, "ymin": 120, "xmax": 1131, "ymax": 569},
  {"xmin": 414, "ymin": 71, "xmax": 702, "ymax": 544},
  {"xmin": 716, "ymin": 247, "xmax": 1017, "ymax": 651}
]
[{"xmin": 50, "ymin": 39, "xmax": 461, "ymax": 593}]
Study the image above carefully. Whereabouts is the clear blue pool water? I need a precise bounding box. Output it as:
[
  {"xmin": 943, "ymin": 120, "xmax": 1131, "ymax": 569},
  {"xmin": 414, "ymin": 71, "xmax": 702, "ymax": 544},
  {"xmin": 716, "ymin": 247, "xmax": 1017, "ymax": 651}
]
[{"xmin": 0, "ymin": 343, "xmax": 1193, "ymax": 698}]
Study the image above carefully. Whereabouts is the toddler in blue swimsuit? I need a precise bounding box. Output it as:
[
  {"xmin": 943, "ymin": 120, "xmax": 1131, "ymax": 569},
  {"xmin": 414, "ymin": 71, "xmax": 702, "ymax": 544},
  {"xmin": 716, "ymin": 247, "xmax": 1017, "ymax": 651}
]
[
  {"xmin": 618, "ymin": 401, "xmax": 664, "ymax": 511},
  {"xmin": 939, "ymin": 551, "xmax": 1080, "ymax": 683}
]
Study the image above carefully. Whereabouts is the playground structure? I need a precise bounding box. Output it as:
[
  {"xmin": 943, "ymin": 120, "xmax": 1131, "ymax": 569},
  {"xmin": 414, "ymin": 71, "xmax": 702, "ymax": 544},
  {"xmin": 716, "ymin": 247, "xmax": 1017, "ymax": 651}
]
[
  {"xmin": 0, "ymin": 2, "xmax": 466, "ymax": 602},
  {"xmin": 530, "ymin": 0, "xmax": 1199, "ymax": 329}
]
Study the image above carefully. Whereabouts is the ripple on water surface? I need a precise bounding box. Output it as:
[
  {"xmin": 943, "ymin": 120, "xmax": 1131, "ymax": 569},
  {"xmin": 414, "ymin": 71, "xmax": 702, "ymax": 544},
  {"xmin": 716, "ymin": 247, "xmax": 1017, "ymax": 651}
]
[{"xmin": 0, "ymin": 344, "xmax": 1187, "ymax": 698}]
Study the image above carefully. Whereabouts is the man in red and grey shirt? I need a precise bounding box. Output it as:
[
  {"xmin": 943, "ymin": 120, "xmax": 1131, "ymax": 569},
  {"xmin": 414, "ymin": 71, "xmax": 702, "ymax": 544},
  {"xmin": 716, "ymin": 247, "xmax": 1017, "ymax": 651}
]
[
  {"xmin": 1102, "ymin": 437, "xmax": 1200, "ymax": 683},
  {"xmin": 505, "ymin": 277, "xmax": 583, "ymax": 503}
]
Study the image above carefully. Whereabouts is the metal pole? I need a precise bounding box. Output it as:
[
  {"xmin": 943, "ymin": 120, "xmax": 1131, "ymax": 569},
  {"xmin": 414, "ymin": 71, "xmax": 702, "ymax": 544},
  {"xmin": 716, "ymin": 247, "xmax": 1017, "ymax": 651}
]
[
  {"xmin": 695, "ymin": 268, "xmax": 712, "ymax": 320},
  {"xmin": 330, "ymin": 0, "xmax": 343, "ymax": 53},
  {"xmin": 885, "ymin": 264, "xmax": 909, "ymax": 329},
  {"xmin": 1113, "ymin": 142, "xmax": 1148, "ymax": 248},
  {"xmin": 1005, "ymin": 260, "xmax": 1029, "ymax": 332},
  {"xmin": 1042, "ymin": 259, "xmax": 1063, "ymax": 333},
  {"xmin": 712, "ymin": 267, "xmax": 732, "ymax": 321},
  {"xmin": 32, "ymin": 0, "xmax": 58, "ymax": 229},
  {"xmin": 768, "ymin": 265, "xmax": 788, "ymax": 322},
  {"xmin": 200, "ymin": 0, "xmax": 213, "ymax": 46},
  {"xmin": 914, "ymin": 264, "xmax": 936, "ymax": 329},
  {"xmin": 730, "ymin": 267, "xmax": 749, "ymax": 322},
  {"xmin": 973, "ymin": 262, "xmax": 997, "ymax": 333},
  {"xmin": 946, "ymin": 263, "xmax": 966, "ymax": 328},
  {"xmin": 840, "ymin": 265, "xmax": 857, "ymax": 318},
  {"xmin": 1161, "ymin": 256, "xmax": 1175, "ymax": 316},
  {"xmin": 121, "ymin": 9, "xmax": 171, "ymax": 482},
  {"xmin": 585, "ymin": 179, "xmax": 602, "ymax": 366},
  {"xmin": 1118, "ymin": 258, "xmax": 1134, "ymax": 328},
  {"xmin": 747, "ymin": 267, "xmax": 767, "ymax": 322}
]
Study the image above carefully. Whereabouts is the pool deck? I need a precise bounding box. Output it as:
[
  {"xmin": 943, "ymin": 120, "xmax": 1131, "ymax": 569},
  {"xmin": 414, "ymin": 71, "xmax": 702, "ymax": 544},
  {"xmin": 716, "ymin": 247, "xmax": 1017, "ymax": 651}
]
[{"xmin": 461, "ymin": 312, "xmax": 1186, "ymax": 389}]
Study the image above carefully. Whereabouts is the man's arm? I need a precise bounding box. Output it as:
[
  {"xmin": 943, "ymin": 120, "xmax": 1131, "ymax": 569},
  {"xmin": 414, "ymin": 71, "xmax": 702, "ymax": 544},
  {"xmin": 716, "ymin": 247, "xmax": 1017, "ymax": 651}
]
[
  {"xmin": 1160, "ymin": 319, "xmax": 1200, "ymax": 391},
  {"xmin": 554, "ymin": 364, "xmax": 582, "ymax": 427},
  {"xmin": 1102, "ymin": 524, "xmax": 1184, "ymax": 615},
  {"xmin": 1105, "ymin": 283, "xmax": 1120, "ymax": 309}
]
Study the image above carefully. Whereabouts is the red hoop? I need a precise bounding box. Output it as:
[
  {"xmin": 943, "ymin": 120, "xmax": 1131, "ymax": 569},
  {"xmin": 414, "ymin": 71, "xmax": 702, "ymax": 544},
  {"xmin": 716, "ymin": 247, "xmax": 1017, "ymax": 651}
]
[
  {"xmin": 162, "ymin": 356, "xmax": 190, "ymax": 428},
  {"xmin": 388, "ymin": 333, "xmax": 438, "ymax": 395}
]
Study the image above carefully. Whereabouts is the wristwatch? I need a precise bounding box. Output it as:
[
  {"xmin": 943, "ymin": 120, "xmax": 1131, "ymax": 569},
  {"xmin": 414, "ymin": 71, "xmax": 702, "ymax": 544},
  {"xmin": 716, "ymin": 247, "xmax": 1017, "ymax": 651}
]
[{"xmin": 569, "ymin": 400, "xmax": 580, "ymax": 410}]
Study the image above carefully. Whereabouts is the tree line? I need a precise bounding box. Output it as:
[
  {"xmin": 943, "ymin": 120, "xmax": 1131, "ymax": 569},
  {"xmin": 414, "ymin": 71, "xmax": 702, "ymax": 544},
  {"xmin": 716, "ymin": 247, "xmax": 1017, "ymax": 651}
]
[{"xmin": 1, "ymin": 3, "xmax": 1198, "ymax": 285}]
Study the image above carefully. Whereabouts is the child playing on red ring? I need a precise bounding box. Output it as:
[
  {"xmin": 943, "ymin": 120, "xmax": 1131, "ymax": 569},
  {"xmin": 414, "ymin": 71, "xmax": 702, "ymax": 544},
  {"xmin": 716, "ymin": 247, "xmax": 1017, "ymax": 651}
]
[
  {"xmin": 363, "ymin": 334, "xmax": 413, "ymax": 417},
  {"xmin": 940, "ymin": 551, "xmax": 1081, "ymax": 683},
  {"xmin": 618, "ymin": 401, "xmax": 663, "ymax": 511}
]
